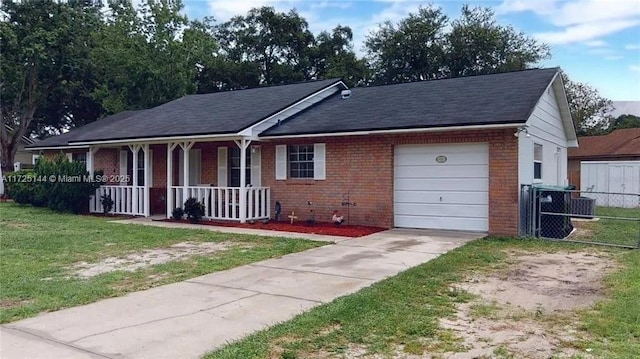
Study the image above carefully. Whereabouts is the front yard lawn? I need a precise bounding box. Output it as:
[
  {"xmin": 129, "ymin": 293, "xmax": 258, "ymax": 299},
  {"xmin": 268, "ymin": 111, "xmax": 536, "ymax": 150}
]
[
  {"xmin": 207, "ymin": 223, "xmax": 639, "ymax": 358},
  {"xmin": 0, "ymin": 202, "xmax": 325, "ymax": 323}
]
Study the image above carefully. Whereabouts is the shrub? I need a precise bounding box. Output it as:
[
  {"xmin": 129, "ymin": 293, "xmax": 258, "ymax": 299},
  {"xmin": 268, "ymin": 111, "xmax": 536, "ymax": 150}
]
[
  {"xmin": 7, "ymin": 154, "xmax": 100, "ymax": 213},
  {"xmin": 101, "ymin": 194, "xmax": 114, "ymax": 214},
  {"xmin": 183, "ymin": 197, "xmax": 204, "ymax": 223},
  {"xmin": 172, "ymin": 207, "xmax": 184, "ymax": 220},
  {"xmin": 5, "ymin": 170, "xmax": 41, "ymax": 205}
]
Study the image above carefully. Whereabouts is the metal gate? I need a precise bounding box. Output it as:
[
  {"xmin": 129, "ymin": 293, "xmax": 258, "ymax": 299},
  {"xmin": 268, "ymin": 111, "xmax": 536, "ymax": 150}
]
[{"xmin": 520, "ymin": 184, "xmax": 640, "ymax": 249}]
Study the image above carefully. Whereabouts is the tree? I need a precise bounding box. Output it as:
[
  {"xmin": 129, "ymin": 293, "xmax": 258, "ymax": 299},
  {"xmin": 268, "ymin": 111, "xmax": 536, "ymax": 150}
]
[
  {"xmin": 215, "ymin": 7, "xmax": 315, "ymax": 86},
  {"xmin": 90, "ymin": 0, "xmax": 203, "ymax": 113},
  {"xmin": 562, "ymin": 72, "xmax": 614, "ymax": 136},
  {"xmin": 365, "ymin": 5, "xmax": 549, "ymax": 85},
  {"xmin": 609, "ymin": 114, "xmax": 640, "ymax": 132},
  {"xmin": 310, "ymin": 26, "xmax": 369, "ymax": 86},
  {"xmin": 447, "ymin": 5, "xmax": 549, "ymax": 77},
  {"xmin": 365, "ymin": 6, "xmax": 448, "ymax": 84},
  {"xmin": 0, "ymin": 0, "xmax": 102, "ymax": 173}
]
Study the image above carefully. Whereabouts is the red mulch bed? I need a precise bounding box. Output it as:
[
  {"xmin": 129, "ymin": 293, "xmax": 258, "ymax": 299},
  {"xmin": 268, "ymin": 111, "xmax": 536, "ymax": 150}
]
[{"xmin": 163, "ymin": 218, "xmax": 386, "ymax": 238}]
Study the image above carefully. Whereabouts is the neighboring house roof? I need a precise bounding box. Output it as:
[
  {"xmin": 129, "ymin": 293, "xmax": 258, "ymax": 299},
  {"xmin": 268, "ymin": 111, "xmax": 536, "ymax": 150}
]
[
  {"xmin": 262, "ymin": 68, "xmax": 559, "ymax": 136},
  {"xmin": 609, "ymin": 101, "xmax": 640, "ymax": 118},
  {"xmin": 4, "ymin": 124, "xmax": 36, "ymax": 145},
  {"xmin": 27, "ymin": 110, "xmax": 145, "ymax": 149},
  {"xmin": 568, "ymin": 128, "xmax": 640, "ymax": 159}
]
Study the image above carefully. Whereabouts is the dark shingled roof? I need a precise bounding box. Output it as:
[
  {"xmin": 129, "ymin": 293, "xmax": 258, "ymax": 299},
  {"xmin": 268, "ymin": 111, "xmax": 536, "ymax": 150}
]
[
  {"xmin": 67, "ymin": 78, "xmax": 341, "ymax": 143},
  {"xmin": 27, "ymin": 111, "xmax": 145, "ymax": 148},
  {"xmin": 261, "ymin": 68, "xmax": 560, "ymax": 136}
]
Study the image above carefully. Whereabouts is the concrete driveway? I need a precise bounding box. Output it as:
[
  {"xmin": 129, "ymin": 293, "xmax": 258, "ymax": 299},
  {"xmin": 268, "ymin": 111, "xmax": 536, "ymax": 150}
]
[{"xmin": 1, "ymin": 229, "xmax": 481, "ymax": 359}]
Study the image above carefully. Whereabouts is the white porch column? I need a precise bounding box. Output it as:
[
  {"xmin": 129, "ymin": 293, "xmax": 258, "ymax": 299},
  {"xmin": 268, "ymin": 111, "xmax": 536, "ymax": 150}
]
[
  {"xmin": 143, "ymin": 143, "xmax": 150, "ymax": 217},
  {"xmin": 87, "ymin": 147, "xmax": 99, "ymax": 178},
  {"xmin": 129, "ymin": 144, "xmax": 141, "ymax": 215},
  {"xmin": 235, "ymin": 139, "xmax": 251, "ymax": 223},
  {"xmin": 166, "ymin": 142, "xmax": 178, "ymax": 217},
  {"xmin": 180, "ymin": 141, "xmax": 195, "ymax": 204}
]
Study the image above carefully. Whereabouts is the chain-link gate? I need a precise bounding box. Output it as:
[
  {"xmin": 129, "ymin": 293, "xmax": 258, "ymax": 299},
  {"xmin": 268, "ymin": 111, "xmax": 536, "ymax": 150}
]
[{"xmin": 520, "ymin": 184, "xmax": 640, "ymax": 249}]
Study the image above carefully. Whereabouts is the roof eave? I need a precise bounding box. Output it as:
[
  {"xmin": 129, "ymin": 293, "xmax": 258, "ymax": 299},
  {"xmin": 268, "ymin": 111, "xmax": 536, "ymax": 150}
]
[
  {"xmin": 259, "ymin": 122, "xmax": 524, "ymax": 139},
  {"xmin": 551, "ymin": 72, "xmax": 579, "ymax": 146}
]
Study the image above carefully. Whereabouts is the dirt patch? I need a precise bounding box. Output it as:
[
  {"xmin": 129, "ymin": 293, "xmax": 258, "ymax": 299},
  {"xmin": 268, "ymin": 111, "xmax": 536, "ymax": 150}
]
[
  {"xmin": 163, "ymin": 219, "xmax": 385, "ymax": 237},
  {"xmin": 72, "ymin": 241, "xmax": 233, "ymax": 278},
  {"xmin": 437, "ymin": 251, "xmax": 616, "ymax": 359},
  {"xmin": 3, "ymin": 222, "xmax": 29, "ymax": 229},
  {"xmin": 0, "ymin": 298, "xmax": 33, "ymax": 308}
]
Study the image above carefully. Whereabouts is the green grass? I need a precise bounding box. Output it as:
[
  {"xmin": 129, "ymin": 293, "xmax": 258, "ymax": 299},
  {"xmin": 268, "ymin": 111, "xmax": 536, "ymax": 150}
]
[
  {"xmin": 0, "ymin": 202, "xmax": 325, "ymax": 323},
  {"xmin": 579, "ymin": 249, "xmax": 640, "ymax": 358},
  {"xmin": 205, "ymin": 238, "xmax": 598, "ymax": 359},
  {"xmin": 571, "ymin": 206, "xmax": 639, "ymax": 248},
  {"xmin": 205, "ymin": 212, "xmax": 640, "ymax": 359}
]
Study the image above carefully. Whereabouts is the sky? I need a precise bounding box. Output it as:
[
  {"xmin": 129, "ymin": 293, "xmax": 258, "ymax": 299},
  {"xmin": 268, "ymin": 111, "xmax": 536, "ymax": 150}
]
[{"xmin": 180, "ymin": 0, "xmax": 640, "ymax": 101}]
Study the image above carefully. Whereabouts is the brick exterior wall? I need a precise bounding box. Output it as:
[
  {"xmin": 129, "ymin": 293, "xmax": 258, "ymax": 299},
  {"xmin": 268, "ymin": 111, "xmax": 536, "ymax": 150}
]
[
  {"xmin": 44, "ymin": 128, "xmax": 520, "ymax": 236},
  {"xmin": 262, "ymin": 128, "xmax": 519, "ymax": 236}
]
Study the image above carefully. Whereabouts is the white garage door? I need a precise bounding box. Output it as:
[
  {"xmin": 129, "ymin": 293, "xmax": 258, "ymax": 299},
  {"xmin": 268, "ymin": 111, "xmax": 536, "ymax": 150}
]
[{"xmin": 394, "ymin": 143, "xmax": 489, "ymax": 232}]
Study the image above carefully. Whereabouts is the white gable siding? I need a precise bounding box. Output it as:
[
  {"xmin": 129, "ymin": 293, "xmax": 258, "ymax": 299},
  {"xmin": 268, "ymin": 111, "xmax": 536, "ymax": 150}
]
[
  {"xmin": 240, "ymin": 85, "xmax": 342, "ymax": 138},
  {"xmin": 519, "ymin": 85, "xmax": 570, "ymax": 186}
]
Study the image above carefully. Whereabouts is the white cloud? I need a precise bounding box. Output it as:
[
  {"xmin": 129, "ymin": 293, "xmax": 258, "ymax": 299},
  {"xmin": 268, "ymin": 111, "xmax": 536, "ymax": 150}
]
[
  {"xmin": 626, "ymin": 44, "xmax": 640, "ymax": 50},
  {"xmin": 604, "ymin": 55, "xmax": 623, "ymax": 60},
  {"xmin": 207, "ymin": 0, "xmax": 297, "ymax": 22},
  {"xmin": 631, "ymin": 65, "xmax": 640, "ymax": 72},
  {"xmin": 500, "ymin": 0, "xmax": 640, "ymax": 45},
  {"xmin": 496, "ymin": 0, "xmax": 557, "ymax": 16},
  {"xmin": 534, "ymin": 19, "xmax": 639, "ymax": 45},
  {"xmin": 584, "ymin": 40, "xmax": 607, "ymax": 47}
]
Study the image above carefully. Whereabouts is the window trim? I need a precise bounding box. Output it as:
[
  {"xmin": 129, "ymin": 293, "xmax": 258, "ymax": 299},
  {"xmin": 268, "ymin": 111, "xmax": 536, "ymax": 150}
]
[
  {"xmin": 533, "ymin": 143, "xmax": 543, "ymax": 181},
  {"xmin": 288, "ymin": 144, "xmax": 315, "ymax": 179}
]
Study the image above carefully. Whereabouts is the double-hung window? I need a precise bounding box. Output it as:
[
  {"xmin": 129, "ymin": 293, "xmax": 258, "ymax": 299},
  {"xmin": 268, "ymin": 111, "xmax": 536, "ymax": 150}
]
[
  {"xmin": 534, "ymin": 143, "xmax": 543, "ymax": 181},
  {"xmin": 289, "ymin": 145, "xmax": 314, "ymax": 179},
  {"xmin": 275, "ymin": 143, "xmax": 325, "ymax": 180}
]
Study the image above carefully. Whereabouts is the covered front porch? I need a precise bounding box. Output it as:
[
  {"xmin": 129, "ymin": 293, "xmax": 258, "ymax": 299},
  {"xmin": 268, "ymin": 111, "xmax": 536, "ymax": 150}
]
[{"xmin": 87, "ymin": 138, "xmax": 270, "ymax": 223}]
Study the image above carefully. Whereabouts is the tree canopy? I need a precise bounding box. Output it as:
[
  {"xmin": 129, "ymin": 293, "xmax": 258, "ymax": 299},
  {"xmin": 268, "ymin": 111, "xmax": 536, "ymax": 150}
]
[
  {"xmin": 561, "ymin": 72, "xmax": 614, "ymax": 136},
  {"xmin": 365, "ymin": 5, "xmax": 550, "ymax": 84},
  {"xmin": 0, "ymin": 0, "xmax": 622, "ymax": 172}
]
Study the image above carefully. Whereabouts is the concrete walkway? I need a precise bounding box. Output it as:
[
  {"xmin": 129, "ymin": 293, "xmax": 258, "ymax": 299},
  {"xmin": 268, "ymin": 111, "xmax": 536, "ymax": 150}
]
[{"xmin": 1, "ymin": 228, "xmax": 482, "ymax": 359}]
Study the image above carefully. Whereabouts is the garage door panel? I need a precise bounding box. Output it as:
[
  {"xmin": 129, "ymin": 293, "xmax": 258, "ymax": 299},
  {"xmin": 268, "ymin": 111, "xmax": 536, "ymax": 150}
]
[
  {"xmin": 394, "ymin": 203, "xmax": 488, "ymax": 218},
  {"xmin": 395, "ymin": 152, "xmax": 488, "ymax": 166},
  {"xmin": 394, "ymin": 143, "xmax": 489, "ymax": 232},
  {"xmin": 395, "ymin": 143, "xmax": 488, "ymax": 155},
  {"xmin": 395, "ymin": 215, "xmax": 488, "ymax": 232},
  {"xmin": 394, "ymin": 191, "xmax": 488, "ymax": 205},
  {"xmin": 395, "ymin": 178, "xmax": 488, "ymax": 192},
  {"xmin": 395, "ymin": 164, "xmax": 488, "ymax": 178}
]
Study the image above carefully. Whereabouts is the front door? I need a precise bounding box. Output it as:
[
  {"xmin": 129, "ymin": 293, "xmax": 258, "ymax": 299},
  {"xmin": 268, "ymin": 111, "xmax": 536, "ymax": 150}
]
[{"xmin": 229, "ymin": 147, "xmax": 251, "ymax": 187}]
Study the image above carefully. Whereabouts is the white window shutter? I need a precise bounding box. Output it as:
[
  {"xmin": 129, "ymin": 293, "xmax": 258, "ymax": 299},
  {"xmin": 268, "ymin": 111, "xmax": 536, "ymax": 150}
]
[
  {"xmin": 217, "ymin": 147, "xmax": 228, "ymax": 187},
  {"xmin": 275, "ymin": 145, "xmax": 287, "ymax": 180},
  {"xmin": 119, "ymin": 150, "xmax": 128, "ymax": 185},
  {"xmin": 314, "ymin": 143, "xmax": 326, "ymax": 180},
  {"xmin": 251, "ymin": 146, "xmax": 261, "ymax": 187},
  {"xmin": 66, "ymin": 153, "xmax": 73, "ymax": 161}
]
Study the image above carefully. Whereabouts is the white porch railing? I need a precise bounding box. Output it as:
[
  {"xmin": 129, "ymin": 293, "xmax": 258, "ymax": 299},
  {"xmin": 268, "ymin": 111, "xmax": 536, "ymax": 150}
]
[
  {"xmin": 170, "ymin": 186, "xmax": 271, "ymax": 221},
  {"xmin": 89, "ymin": 186, "xmax": 145, "ymax": 216}
]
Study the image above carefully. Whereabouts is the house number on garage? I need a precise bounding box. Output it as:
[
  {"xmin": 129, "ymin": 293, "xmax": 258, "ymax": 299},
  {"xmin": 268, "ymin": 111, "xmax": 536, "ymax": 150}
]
[{"xmin": 435, "ymin": 155, "xmax": 447, "ymax": 163}]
